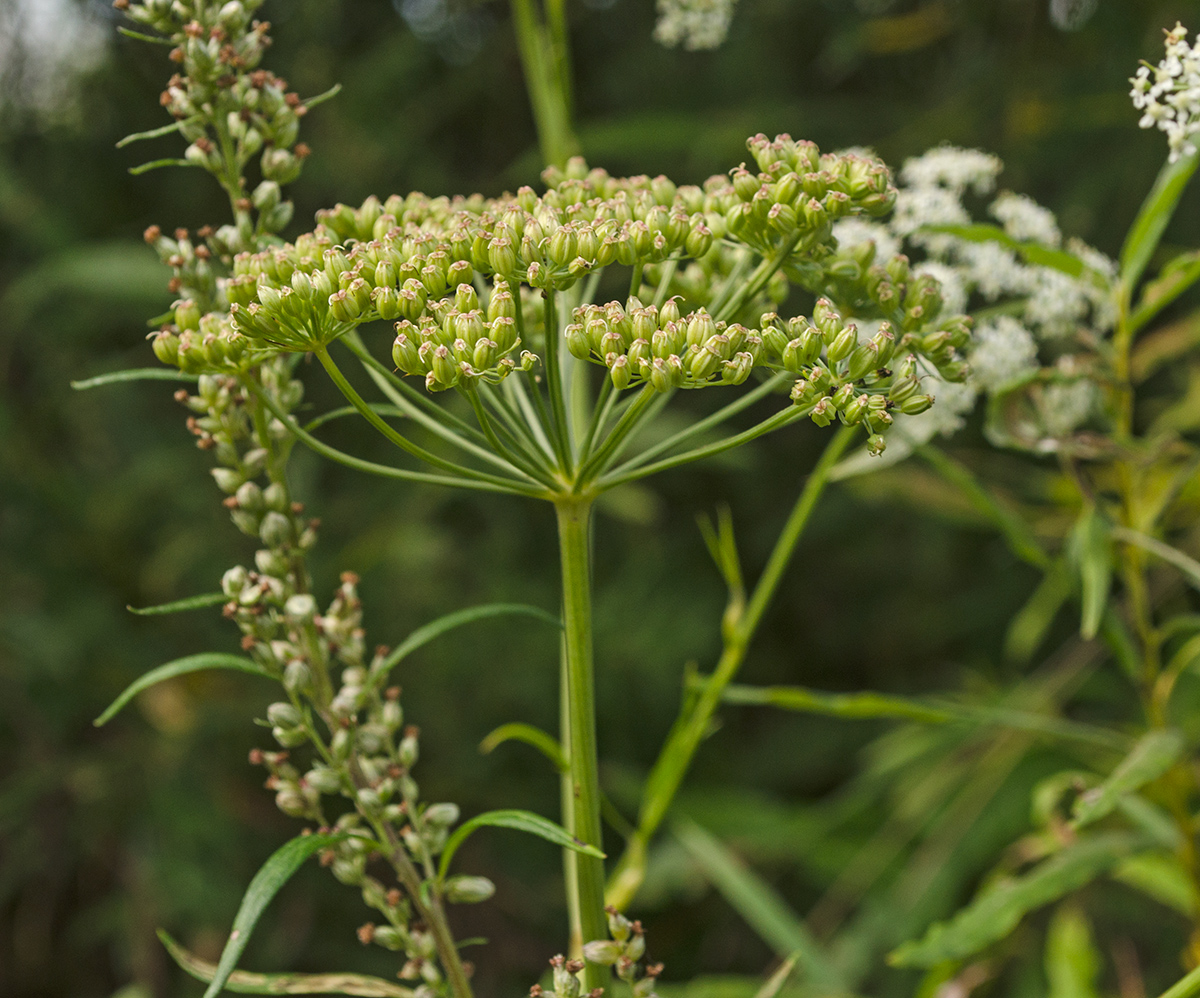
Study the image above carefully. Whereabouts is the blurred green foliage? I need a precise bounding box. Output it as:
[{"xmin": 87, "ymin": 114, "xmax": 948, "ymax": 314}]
[{"xmin": 3, "ymin": 0, "xmax": 1200, "ymax": 996}]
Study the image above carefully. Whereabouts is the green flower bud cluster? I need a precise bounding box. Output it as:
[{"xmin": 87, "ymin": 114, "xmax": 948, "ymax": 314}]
[
  {"xmin": 566, "ymin": 297, "xmax": 760, "ymax": 391},
  {"xmin": 581, "ymin": 907, "xmax": 661, "ymax": 997},
  {"xmin": 530, "ymin": 955, "xmax": 598, "ymax": 998}
]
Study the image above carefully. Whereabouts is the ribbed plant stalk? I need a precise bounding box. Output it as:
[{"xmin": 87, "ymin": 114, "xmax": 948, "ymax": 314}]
[{"xmin": 555, "ymin": 496, "xmax": 608, "ymax": 990}]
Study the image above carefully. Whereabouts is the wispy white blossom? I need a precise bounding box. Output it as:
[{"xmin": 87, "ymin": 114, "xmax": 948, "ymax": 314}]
[
  {"xmin": 653, "ymin": 0, "xmax": 738, "ymax": 50},
  {"xmin": 1041, "ymin": 380, "xmax": 1095, "ymax": 436},
  {"xmin": 1130, "ymin": 23, "xmax": 1200, "ymax": 162},
  {"xmin": 990, "ymin": 191, "xmax": 1061, "ymax": 247},
  {"xmin": 1024, "ymin": 267, "xmax": 1091, "ymax": 338},
  {"xmin": 899, "ymin": 146, "xmax": 1003, "ymax": 196},
  {"xmin": 969, "ymin": 316, "xmax": 1038, "ymax": 392},
  {"xmin": 953, "ymin": 241, "xmax": 1029, "ymax": 300}
]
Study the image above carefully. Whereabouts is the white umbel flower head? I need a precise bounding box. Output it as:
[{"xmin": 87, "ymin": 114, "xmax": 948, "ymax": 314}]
[
  {"xmin": 969, "ymin": 316, "xmax": 1038, "ymax": 392},
  {"xmin": 899, "ymin": 146, "xmax": 1003, "ymax": 196},
  {"xmin": 990, "ymin": 191, "xmax": 1062, "ymax": 247},
  {"xmin": 654, "ymin": 0, "xmax": 738, "ymax": 50},
  {"xmin": 1130, "ymin": 23, "xmax": 1200, "ymax": 162}
]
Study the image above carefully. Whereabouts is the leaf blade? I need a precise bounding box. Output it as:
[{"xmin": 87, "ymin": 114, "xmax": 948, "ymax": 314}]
[
  {"xmin": 159, "ymin": 930, "xmax": 413, "ymax": 996},
  {"xmin": 479, "ymin": 722, "xmax": 568, "ymax": 773},
  {"xmin": 72, "ymin": 367, "xmax": 197, "ymax": 390},
  {"xmin": 1120, "ymin": 147, "xmax": 1200, "ymax": 292},
  {"xmin": 94, "ymin": 653, "xmax": 272, "ymax": 726},
  {"xmin": 1071, "ymin": 729, "xmax": 1185, "ymax": 829},
  {"xmin": 202, "ymin": 834, "xmax": 349, "ymax": 998},
  {"xmin": 128, "ymin": 592, "xmax": 227, "ymax": 616},
  {"xmin": 438, "ymin": 809, "xmax": 603, "ymax": 882}
]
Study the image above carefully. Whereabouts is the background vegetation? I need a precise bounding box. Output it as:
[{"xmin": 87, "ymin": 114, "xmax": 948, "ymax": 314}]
[{"xmin": 2, "ymin": 0, "xmax": 1199, "ymax": 996}]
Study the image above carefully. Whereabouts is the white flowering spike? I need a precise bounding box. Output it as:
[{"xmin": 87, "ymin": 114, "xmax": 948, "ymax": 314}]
[{"xmin": 1130, "ymin": 23, "xmax": 1200, "ymax": 162}]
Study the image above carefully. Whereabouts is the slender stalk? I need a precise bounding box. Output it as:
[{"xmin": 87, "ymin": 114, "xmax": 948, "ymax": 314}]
[
  {"xmin": 509, "ymin": 0, "xmax": 579, "ymax": 168},
  {"xmin": 555, "ymin": 498, "xmax": 609, "ymax": 989},
  {"xmin": 464, "ymin": 387, "xmax": 561, "ymax": 489},
  {"xmin": 542, "ymin": 290, "xmax": 574, "ymax": 470},
  {"xmin": 606, "ymin": 425, "xmax": 857, "ymax": 910}
]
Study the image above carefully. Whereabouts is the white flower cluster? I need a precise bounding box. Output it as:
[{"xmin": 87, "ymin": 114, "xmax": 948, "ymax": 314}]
[
  {"xmin": 991, "ymin": 191, "xmax": 1061, "ymax": 247},
  {"xmin": 653, "ymin": 0, "xmax": 738, "ymax": 50},
  {"xmin": 1130, "ymin": 23, "xmax": 1200, "ymax": 163},
  {"xmin": 969, "ymin": 316, "xmax": 1038, "ymax": 392}
]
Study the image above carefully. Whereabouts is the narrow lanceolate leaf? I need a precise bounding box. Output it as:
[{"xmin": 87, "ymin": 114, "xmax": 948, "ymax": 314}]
[
  {"xmin": 1130, "ymin": 250, "xmax": 1200, "ymax": 332},
  {"xmin": 95, "ymin": 654, "xmax": 272, "ymax": 726},
  {"xmin": 438, "ymin": 810, "xmax": 604, "ymax": 881},
  {"xmin": 888, "ymin": 834, "xmax": 1138, "ymax": 967},
  {"xmin": 203, "ymin": 834, "xmax": 348, "ymax": 998},
  {"xmin": 1120, "ymin": 147, "xmax": 1200, "ymax": 292},
  {"xmin": 1069, "ymin": 507, "xmax": 1112, "ymax": 641},
  {"xmin": 159, "ymin": 930, "xmax": 413, "ymax": 996},
  {"xmin": 1111, "ymin": 527, "xmax": 1200, "ymax": 593},
  {"xmin": 479, "ymin": 722, "xmax": 568, "ymax": 773},
  {"xmin": 921, "ymin": 223, "xmax": 1107, "ymax": 284},
  {"xmin": 1045, "ymin": 906, "xmax": 1101, "ymax": 998},
  {"xmin": 128, "ymin": 592, "xmax": 227, "ymax": 616},
  {"xmin": 1113, "ymin": 852, "xmax": 1198, "ymax": 916},
  {"xmin": 377, "ymin": 603, "xmax": 560, "ymax": 676},
  {"xmin": 1071, "ymin": 729, "xmax": 1185, "ymax": 829},
  {"xmin": 72, "ymin": 367, "xmax": 197, "ymax": 390},
  {"xmin": 1005, "ymin": 564, "xmax": 1071, "ymax": 663},
  {"xmin": 715, "ymin": 681, "xmax": 952, "ymax": 725},
  {"xmin": 1156, "ymin": 964, "xmax": 1200, "ymax": 998},
  {"xmin": 673, "ymin": 819, "xmax": 844, "ymax": 990}
]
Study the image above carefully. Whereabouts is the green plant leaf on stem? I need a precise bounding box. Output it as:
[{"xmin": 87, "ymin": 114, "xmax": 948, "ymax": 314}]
[
  {"xmin": 1112, "ymin": 851, "xmax": 1198, "ymax": 916},
  {"xmin": 300, "ymin": 83, "xmax": 342, "ymax": 109},
  {"xmin": 116, "ymin": 117, "xmax": 194, "ymax": 147},
  {"xmin": 117, "ymin": 25, "xmax": 173, "ymax": 44},
  {"xmin": 479, "ymin": 722, "xmax": 568, "ymax": 772},
  {"xmin": 159, "ymin": 930, "xmax": 413, "ymax": 996},
  {"xmin": 1154, "ymin": 963, "xmax": 1200, "ymax": 998},
  {"xmin": 127, "ymin": 592, "xmax": 227, "ymax": 616},
  {"xmin": 438, "ymin": 809, "xmax": 603, "ymax": 881},
  {"xmin": 1045, "ymin": 905, "xmax": 1101, "ymax": 998},
  {"xmin": 1068, "ymin": 506, "xmax": 1112, "ymax": 641},
  {"xmin": 128, "ymin": 157, "xmax": 197, "ymax": 175},
  {"xmin": 1070, "ymin": 728, "xmax": 1185, "ymax": 829},
  {"xmin": 201, "ymin": 833, "xmax": 349, "ymax": 998},
  {"xmin": 1120, "ymin": 147, "xmax": 1200, "ymax": 293},
  {"xmin": 751, "ymin": 956, "xmax": 798, "ymax": 998},
  {"xmin": 94, "ymin": 653, "xmax": 272, "ymax": 726},
  {"xmin": 1130, "ymin": 250, "xmax": 1200, "ymax": 332},
  {"xmin": 888, "ymin": 833, "xmax": 1139, "ymax": 968},
  {"xmin": 1112, "ymin": 526, "xmax": 1200, "ymax": 592},
  {"xmin": 376, "ymin": 603, "xmax": 560, "ymax": 678},
  {"xmin": 922, "ymin": 223, "xmax": 1107, "ymax": 285},
  {"xmin": 673, "ymin": 819, "xmax": 844, "ymax": 990},
  {"xmin": 72, "ymin": 367, "xmax": 197, "ymax": 390},
  {"xmin": 1005, "ymin": 564, "xmax": 1071, "ymax": 662}
]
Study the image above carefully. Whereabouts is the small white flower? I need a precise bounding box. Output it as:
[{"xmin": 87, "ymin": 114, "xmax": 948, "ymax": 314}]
[
  {"xmin": 899, "ymin": 146, "xmax": 1003, "ymax": 196},
  {"xmin": 990, "ymin": 191, "xmax": 1061, "ymax": 247},
  {"xmin": 954, "ymin": 241, "xmax": 1030, "ymax": 300},
  {"xmin": 1024, "ymin": 267, "xmax": 1090, "ymax": 338},
  {"xmin": 968, "ymin": 316, "xmax": 1038, "ymax": 393},
  {"xmin": 1041, "ymin": 380, "xmax": 1095, "ymax": 436},
  {"xmin": 1130, "ymin": 22, "xmax": 1200, "ymax": 162},
  {"xmin": 653, "ymin": 0, "xmax": 738, "ymax": 50}
]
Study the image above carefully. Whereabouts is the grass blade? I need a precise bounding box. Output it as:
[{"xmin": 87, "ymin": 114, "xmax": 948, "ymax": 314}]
[{"xmin": 95, "ymin": 653, "xmax": 272, "ymax": 726}]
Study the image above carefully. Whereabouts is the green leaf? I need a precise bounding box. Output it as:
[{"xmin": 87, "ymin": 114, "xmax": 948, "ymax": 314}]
[
  {"xmin": 377, "ymin": 603, "xmax": 560, "ymax": 676},
  {"xmin": 479, "ymin": 722, "xmax": 567, "ymax": 772},
  {"xmin": 1005, "ymin": 565, "xmax": 1071, "ymax": 662},
  {"xmin": 1112, "ymin": 526, "xmax": 1200, "ymax": 593},
  {"xmin": 1120, "ymin": 147, "xmax": 1200, "ymax": 293},
  {"xmin": 1130, "ymin": 250, "xmax": 1200, "ymax": 333},
  {"xmin": 922, "ymin": 223, "xmax": 1106, "ymax": 284},
  {"xmin": 301, "ymin": 83, "xmax": 342, "ymax": 109},
  {"xmin": 129, "ymin": 157, "xmax": 196, "ymax": 175},
  {"xmin": 159, "ymin": 930, "xmax": 413, "ymax": 996},
  {"xmin": 128, "ymin": 592, "xmax": 227, "ymax": 616},
  {"xmin": 889, "ymin": 833, "xmax": 1139, "ymax": 967},
  {"xmin": 1071, "ymin": 729, "xmax": 1185, "ymax": 829},
  {"xmin": 116, "ymin": 117, "xmax": 196, "ymax": 148},
  {"xmin": 117, "ymin": 25, "xmax": 173, "ymax": 44},
  {"xmin": 72, "ymin": 367, "xmax": 196, "ymax": 390},
  {"xmin": 438, "ymin": 810, "xmax": 604, "ymax": 881},
  {"xmin": 715, "ymin": 681, "xmax": 952, "ymax": 725},
  {"xmin": 917, "ymin": 445, "xmax": 1049, "ymax": 570},
  {"xmin": 673, "ymin": 819, "xmax": 844, "ymax": 990},
  {"xmin": 1156, "ymin": 964, "xmax": 1200, "ymax": 998},
  {"xmin": 1112, "ymin": 851, "xmax": 1198, "ymax": 916},
  {"xmin": 94, "ymin": 653, "xmax": 272, "ymax": 726},
  {"xmin": 751, "ymin": 956, "xmax": 798, "ymax": 998},
  {"xmin": 1045, "ymin": 905, "xmax": 1100, "ymax": 998},
  {"xmin": 202, "ymin": 834, "xmax": 349, "ymax": 998},
  {"xmin": 1068, "ymin": 506, "xmax": 1112, "ymax": 640}
]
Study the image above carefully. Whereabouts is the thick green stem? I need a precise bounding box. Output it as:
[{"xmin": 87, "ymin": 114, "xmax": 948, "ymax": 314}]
[
  {"xmin": 509, "ymin": 0, "xmax": 579, "ymax": 168},
  {"xmin": 606, "ymin": 425, "xmax": 856, "ymax": 910},
  {"xmin": 555, "ymin": 498, "xmax": 608, "ymax": 989}
]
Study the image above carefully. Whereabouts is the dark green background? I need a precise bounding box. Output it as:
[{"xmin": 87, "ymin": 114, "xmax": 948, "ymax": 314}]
[{"xmin": 2, "ymin": 1, "xmax": 1197, "ymax": 995}]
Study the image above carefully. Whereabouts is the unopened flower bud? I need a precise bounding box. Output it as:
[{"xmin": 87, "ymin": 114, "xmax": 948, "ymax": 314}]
[
  {"xmin": 443, "ymin": 875, "xmax": 496, "ymax": 904},
  {"xmin": 285, "ymin": 593, "xmax": 317, "ymax": 621}
]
